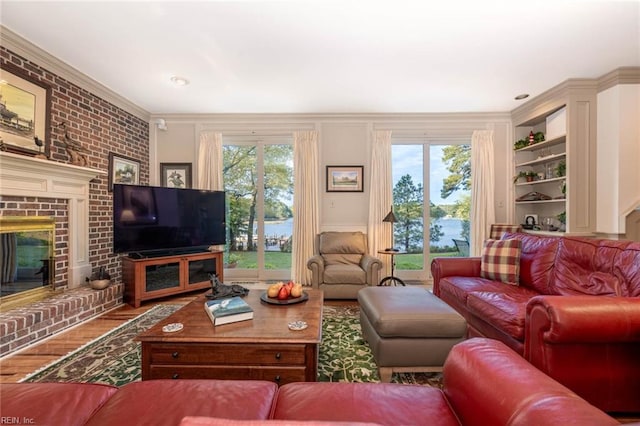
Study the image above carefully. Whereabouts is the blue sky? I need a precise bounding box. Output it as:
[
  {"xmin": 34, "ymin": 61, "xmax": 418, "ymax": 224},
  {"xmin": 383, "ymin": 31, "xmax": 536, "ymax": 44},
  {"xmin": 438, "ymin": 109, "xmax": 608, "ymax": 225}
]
[{"xmin": 392, "ymin": 144, "xmax": 463, "ymax": 205}]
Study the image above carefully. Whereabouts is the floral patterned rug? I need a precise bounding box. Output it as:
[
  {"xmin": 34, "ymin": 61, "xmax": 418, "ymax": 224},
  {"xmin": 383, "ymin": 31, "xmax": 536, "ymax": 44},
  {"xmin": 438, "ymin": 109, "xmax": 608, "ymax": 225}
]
[
  {"xmin": 319, "ymin": 305, "xmax": 442, "ymax": 386},
  {"xmin": 22, "ymin": 304, "xmax": 442, "ymax": 387}
]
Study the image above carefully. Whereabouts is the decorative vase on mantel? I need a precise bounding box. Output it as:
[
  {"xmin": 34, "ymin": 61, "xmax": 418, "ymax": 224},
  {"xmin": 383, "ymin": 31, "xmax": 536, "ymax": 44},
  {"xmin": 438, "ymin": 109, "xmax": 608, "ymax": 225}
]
[{"xmin": 86, "ymin": 266, "xmax": 112, "ymax": 290}]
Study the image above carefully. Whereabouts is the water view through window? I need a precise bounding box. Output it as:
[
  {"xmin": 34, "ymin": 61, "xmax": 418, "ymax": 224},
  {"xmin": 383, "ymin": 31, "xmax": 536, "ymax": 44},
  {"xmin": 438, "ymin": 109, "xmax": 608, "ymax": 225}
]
[
  {"xmin": 223, "ymin": 141, "xmax": 293, "ymax": 280},
  {"xmin": 392, "ymin": 143, "xmax": 471, "ymax": 278}
]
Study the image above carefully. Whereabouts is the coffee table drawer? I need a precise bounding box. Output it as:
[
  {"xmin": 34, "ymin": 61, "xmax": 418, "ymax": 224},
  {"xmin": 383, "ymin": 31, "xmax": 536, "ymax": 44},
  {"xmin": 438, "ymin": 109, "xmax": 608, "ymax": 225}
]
[
  {"xmin": 149, "ymin": 365, "xmax": 308, "ymax": 384},
  {"xmin": 149, "ymin": 343, "xmax": 307, "ymax": 365}
]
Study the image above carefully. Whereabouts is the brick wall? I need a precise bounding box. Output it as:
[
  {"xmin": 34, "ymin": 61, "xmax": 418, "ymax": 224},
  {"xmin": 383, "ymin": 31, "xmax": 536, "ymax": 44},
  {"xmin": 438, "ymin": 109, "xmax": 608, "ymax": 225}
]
[
  {"xmin": 1, "ymin": 46, "xmax": 149, "ymax": 285},
  {"xmin": 0, "ymin": 46, "xmax": 149, "ymax": 356}
]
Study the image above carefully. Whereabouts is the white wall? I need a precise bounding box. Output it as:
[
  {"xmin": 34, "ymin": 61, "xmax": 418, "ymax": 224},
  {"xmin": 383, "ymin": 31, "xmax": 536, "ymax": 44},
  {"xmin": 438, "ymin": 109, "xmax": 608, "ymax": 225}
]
[
  {"xmin": 152, "ymin": 113, "xmax": 512, "ymax": 231},
  {"xmin": 597, "ymin": 84, "xmax": 640, "ymax": 234}
]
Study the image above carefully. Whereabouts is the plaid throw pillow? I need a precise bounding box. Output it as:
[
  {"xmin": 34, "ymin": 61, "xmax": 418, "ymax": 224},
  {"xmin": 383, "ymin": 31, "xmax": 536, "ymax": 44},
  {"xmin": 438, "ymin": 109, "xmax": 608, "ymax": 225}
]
[{"xmin": 480, "ymin": 238, "xmax": 522, "ymax": 285}]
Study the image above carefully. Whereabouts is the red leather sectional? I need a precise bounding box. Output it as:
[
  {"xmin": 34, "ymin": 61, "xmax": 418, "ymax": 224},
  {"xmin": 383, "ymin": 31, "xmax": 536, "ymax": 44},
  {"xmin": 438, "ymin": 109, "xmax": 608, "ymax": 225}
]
[
  {"xmin": 0, "ymin": 338, "xmax": 619, "ymax": 426},
  {"xmin": 431, "ymin": 233, "xmax": 640, "ymax": 413}
]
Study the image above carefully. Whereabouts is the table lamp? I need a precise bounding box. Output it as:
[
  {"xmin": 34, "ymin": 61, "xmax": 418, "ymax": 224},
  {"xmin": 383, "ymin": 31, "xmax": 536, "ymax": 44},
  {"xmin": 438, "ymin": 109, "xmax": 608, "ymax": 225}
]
[{"xmin": 382, "ymin": 206, "xmax": 399, "ymax": 252}]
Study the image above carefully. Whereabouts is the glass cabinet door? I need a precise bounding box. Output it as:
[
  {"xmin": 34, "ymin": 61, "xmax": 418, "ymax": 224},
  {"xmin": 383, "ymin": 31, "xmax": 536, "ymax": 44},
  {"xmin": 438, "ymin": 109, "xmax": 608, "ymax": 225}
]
[
  {"xmin": 187, "ymin": 257, "xmax": 218, "ymax": 287},
  {"xmin": 144, "ymin": 262, "xmax": 180, "ymax": 293}
]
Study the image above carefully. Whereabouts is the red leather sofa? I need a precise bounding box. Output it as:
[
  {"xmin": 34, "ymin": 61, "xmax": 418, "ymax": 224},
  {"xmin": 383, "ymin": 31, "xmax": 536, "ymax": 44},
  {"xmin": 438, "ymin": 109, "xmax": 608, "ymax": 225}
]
[
  {"xmin": 0, "ymin": 338, "xmax": 620, "ymax": 426},
  {"xmin": 431, "ymin": 232, "xmax": 640, "ymax": 413}
]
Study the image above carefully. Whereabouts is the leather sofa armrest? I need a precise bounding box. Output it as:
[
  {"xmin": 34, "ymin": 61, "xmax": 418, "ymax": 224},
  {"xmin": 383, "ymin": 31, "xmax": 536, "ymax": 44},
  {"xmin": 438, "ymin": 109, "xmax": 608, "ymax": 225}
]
[
  {"xmin": 526, "ymin": 295, "xmax": 640, "ymax": 344},
  {"xmin": 306, "ymin": 255, "xmax": 325, "ymax": 289},
  {"xmin": 430, "ymin": 257, "xmax": 481, "ymax": 296},
  {"xmin": 443, "ymin": 338, "xmax": 618, "ymax": 426},
  {"xmin": 361, "ymin": 254, "xmax": 383, "ymax": 286}
]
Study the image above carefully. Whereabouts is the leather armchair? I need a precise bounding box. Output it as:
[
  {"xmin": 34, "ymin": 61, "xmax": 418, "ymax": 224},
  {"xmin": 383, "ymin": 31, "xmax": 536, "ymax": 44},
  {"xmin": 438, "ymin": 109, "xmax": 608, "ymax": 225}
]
[{"xmin": 307, "ymin": 231, "xmax": 382, "ymax": 299}]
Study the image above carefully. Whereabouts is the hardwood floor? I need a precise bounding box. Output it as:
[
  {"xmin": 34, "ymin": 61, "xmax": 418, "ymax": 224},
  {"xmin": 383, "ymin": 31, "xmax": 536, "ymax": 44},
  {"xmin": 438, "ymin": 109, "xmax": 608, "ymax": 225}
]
[{"xmin": 0, "ymin": 293, "xmax": 195, "ymax": 383}]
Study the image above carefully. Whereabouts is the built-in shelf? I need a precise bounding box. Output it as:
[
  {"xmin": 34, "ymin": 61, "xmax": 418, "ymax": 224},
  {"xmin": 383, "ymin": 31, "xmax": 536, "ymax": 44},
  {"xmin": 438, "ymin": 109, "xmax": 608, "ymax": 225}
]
[
  {"xmin": 515, "ymin": 153, "xmax": 566, "ymax": 168},
  {"xmin": 516, "ymin": 199, "xmax": 566, "ymax": 205},
  {"xmin": 515, "ymin": 177, "xmax": 566, "ymax": 187},
  {"xmin": 514, "ymin": 134, "xmax": 566, "ymax": 153}
]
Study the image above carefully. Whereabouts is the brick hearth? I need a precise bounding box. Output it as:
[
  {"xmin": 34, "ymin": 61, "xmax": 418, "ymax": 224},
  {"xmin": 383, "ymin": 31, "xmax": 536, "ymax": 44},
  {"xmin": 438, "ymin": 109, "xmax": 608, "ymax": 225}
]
[{"xmin": 0, "ymin": 283, "xmax": 123, "ymax": 357}]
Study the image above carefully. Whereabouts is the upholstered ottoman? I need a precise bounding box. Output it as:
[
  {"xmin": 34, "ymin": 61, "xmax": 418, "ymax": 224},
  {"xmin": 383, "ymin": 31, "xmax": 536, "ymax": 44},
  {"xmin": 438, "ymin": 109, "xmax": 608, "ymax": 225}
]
[{"xmin": 358, "ymin": 286, "xmax": 467, "ymax": 382}]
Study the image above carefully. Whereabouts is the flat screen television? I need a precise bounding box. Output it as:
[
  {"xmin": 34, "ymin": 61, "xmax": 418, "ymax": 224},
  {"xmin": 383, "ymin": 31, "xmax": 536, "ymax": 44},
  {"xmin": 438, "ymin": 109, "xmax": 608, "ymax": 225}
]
[{"xmin": 113, "ymin": 184, "xmax": 226, "ymax": 256}]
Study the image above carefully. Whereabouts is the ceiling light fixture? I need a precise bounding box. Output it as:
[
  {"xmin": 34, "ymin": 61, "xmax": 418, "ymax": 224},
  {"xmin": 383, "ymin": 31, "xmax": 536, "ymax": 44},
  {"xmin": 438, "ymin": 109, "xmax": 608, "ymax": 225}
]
[
  {"xmin": 170, "ymin": 76, "xmax": 190, "ymax": 86},
  {"xmin": 514, "ymin": 93, "xmax": 529, "ymax": 100}
]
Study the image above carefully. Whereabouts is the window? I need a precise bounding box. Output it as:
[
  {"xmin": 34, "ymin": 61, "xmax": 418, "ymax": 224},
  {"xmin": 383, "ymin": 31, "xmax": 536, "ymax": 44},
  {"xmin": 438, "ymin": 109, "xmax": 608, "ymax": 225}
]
[
  {"xmin": 223, "ymin": 139, "xmax": 293, "ymax": 281},
  {"xmin": 392, "ymin": 141, "xmax": 471, "ymax": 280}
]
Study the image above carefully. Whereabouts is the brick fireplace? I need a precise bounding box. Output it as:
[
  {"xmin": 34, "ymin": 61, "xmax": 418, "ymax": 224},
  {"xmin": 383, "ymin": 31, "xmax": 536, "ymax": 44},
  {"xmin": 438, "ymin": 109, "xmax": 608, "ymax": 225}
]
[
  {"xmin": 0, "ymin": 152, "xmax": 121, "ymax": 356},
  {"xmin": 0, "ymin": 152, "xmax": 105, "ymax": 288}
]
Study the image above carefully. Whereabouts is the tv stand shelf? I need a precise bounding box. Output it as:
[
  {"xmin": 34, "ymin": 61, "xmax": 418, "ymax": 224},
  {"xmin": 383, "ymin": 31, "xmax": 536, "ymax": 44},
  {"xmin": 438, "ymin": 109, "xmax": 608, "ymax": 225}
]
[{"xmin": 122, "ymin": 251, "xmax": 223, "ymax": 308}]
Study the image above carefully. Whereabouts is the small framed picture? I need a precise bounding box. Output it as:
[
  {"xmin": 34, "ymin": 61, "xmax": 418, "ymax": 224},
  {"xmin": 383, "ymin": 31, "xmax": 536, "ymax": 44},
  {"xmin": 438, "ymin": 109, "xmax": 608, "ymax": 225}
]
[
  {"xmin": 160, "ymin": 163, "xmax": 192, "ymax": 188},
  {"xmin": 326, "ymin": 165, "xmax": 364, "ymax": 192},
  {"xmin": 108, "ymin": 152, "xmax": 140, "ymax": 191},
  {"xmin": 523, "ymin": 214, "xmax": 538, "ymax": 229}
]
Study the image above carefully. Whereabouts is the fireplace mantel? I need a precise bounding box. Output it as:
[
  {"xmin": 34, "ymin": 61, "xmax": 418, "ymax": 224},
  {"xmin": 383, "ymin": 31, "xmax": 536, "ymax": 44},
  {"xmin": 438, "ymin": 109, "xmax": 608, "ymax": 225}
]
[{"xmin": 0, "ymin": 152, "xmax": 106, "ymax": 288}]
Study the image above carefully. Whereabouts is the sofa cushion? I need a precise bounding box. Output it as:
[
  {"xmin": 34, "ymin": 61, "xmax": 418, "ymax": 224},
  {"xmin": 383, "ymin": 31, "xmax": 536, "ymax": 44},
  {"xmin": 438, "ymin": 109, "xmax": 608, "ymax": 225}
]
[
  {"xmin": 480, "ymin": 238, "xmax": 522, "ymax": 285},
  {"xmin": 466, "ymin": 290, "xmax": 534, "ymax": 340},
  {"xmin": 0, "ymin": 383, "xmax": 118, "ymax": 426},
  {"xmin": 438, "ymin": 276, "xmax": 509, "ymax": 306},
  {"xmin": 86, "ymin": 380, "xmax": 278, "ymax": 426},
  {"xmin": 551, "ymin": 238, "xmax": 628, "ymax": 296},
  {"xmin": 502, "ymin": 232, "xmax": 559, "ymax": 294},
  {"xmin": 613, "ymin": 241, "xmax": 640, "ymax": 297},
  {"xmin": 273, "ymin": 382, "xmax": 459, "ymax": 426}
]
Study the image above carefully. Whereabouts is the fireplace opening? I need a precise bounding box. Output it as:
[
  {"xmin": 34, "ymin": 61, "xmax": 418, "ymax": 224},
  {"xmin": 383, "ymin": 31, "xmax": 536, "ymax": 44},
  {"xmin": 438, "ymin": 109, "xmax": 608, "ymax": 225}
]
[{"xmin": 0, "ymin": 216, "xmax": 55, "ymax": 310}]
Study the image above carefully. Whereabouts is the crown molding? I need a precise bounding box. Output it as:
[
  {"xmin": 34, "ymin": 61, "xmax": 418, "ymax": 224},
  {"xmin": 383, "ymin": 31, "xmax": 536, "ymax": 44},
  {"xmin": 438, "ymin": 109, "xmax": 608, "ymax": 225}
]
[
  {"xmin": 510, "ymin": 78, "xmax": 599, "ymax": 126},
  {"xmin": 598, "ymin": 67, "xmax": 640, "ymax": 92},
  {"xmin": 151, "ymin": 111, "xmax": 511, "ymax": 125},
  {"xmin": 0, "ymin": 25, "xmax": 150, "ymax": 121}
]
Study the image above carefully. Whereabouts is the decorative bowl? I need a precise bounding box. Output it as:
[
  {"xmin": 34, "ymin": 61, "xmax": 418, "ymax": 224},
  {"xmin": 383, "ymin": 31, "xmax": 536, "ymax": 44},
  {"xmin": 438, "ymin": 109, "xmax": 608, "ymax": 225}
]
[{"xmin": 89, "ymin": 279, "xmax": 111, "ymax": 290}]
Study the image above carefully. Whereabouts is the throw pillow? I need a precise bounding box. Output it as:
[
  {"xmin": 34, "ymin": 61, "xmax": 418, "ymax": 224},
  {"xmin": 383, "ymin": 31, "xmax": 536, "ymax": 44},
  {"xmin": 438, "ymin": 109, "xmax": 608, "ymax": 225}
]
[{"xmin": 480, "ymin": 238, "xmax": 522, "ymax": 285}]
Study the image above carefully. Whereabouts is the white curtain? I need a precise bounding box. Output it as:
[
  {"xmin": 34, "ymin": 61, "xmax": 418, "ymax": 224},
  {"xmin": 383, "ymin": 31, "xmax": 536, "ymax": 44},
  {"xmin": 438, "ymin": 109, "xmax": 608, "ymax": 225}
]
[
  {"xmin": 292, "ymin": 130, "xmax": 319, "ymax": 285},
  {"xmin": 470, "ymin": 130, "xmax": 496, "ymax": 256},
  {"xmin": 198, "ymin": 131, "xmax": 223, "ymax": 190},
  {"xmin": 367, "ymin": 130, "xmax": 393, "ymax": 266}
]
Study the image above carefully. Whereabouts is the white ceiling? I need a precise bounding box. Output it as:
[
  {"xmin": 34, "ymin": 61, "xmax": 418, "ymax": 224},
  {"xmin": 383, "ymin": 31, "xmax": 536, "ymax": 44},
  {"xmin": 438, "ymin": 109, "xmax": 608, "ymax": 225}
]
[{"xmin": 1, "ymin": 1, "xmax": 639, "ymax": 114}]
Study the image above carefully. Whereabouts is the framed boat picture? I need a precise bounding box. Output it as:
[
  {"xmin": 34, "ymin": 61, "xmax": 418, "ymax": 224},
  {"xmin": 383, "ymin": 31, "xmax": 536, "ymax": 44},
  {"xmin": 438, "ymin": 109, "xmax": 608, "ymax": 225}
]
[{"xmin": 0, "ymin": 64, "xmax": 52, "ymax": 157}]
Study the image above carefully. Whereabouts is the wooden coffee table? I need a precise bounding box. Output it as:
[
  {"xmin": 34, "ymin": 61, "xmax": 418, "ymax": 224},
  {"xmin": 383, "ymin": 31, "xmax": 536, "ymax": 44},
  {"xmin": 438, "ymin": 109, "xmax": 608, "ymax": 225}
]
[{"xmin": 136, "ymin": 289, "xmax": 323, "ymax": 385}]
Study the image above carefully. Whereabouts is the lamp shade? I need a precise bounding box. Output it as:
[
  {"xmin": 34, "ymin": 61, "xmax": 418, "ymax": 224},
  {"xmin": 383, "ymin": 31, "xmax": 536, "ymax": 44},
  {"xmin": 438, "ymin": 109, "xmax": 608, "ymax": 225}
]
[{"xmin": 382, "ymin": 207, "xmax": 397, "ymax": 223}]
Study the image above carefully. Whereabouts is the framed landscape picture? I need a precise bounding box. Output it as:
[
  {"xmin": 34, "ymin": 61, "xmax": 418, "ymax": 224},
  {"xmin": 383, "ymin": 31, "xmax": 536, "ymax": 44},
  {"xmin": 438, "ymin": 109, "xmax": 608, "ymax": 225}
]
[
  {"xmin": 160, "ymin": 163, "xmax": 192, "ymax": 188},
  {"xmin": 326, "ymin": 165, "xmax": 364, "ymax": 192},
  {"xmin": 0, "ymin": 64, "xmax": 52, "ymax": 157},
  {"xmin": 108, "ymin": 152, "xmax": 140, "ymax": 191}
]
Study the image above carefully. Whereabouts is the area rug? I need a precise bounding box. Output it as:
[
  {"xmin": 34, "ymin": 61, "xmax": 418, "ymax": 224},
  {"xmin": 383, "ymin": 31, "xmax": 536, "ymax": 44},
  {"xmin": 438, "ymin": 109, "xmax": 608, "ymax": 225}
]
[
  {"xmin": 22, "ymin": 303, "xmax": 442, "ymax": 387},
  {"xmin": 21, "ymin": 304, "xmax": 183, "ymax": 386},
  {"xmin": 319, "ymin": 305, "xmax": 442, "ymax": 387}
]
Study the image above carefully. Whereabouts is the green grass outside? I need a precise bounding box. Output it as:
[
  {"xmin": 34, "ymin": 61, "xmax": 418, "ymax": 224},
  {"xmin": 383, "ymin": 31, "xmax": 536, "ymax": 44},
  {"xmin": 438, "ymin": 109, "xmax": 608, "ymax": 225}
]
[{"xmin": 228, "ymin": 250, "xmax": 461, "ymax": 271}]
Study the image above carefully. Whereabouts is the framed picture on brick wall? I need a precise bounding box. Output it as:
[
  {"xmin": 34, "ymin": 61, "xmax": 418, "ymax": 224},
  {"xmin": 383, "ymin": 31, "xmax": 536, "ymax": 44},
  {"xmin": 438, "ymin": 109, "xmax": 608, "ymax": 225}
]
[
  {"xmin": 108, "ymin": 152, "xmax": 140, "ymax": 191},
  {"xmin": 0, "ymin": 64, "xmax": 52, "ymax": 158}
]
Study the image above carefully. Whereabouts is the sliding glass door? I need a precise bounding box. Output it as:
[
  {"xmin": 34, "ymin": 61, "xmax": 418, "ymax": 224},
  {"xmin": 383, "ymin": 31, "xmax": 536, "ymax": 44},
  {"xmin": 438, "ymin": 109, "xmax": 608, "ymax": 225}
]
[
  {"xmin": 223, "ymin": 138, "xmax": 293, "ymax": 281},
  {"xmin": 391, "ymin": 141, "xmax": 471, "ymax": 280}
]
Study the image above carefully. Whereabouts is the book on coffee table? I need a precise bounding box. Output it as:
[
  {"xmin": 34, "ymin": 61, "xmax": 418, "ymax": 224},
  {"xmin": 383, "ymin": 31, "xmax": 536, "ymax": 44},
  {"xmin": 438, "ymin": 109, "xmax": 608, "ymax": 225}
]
[{"xmin": 204, "ymin": 296, "xmax": 254, "ymax": 326}]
